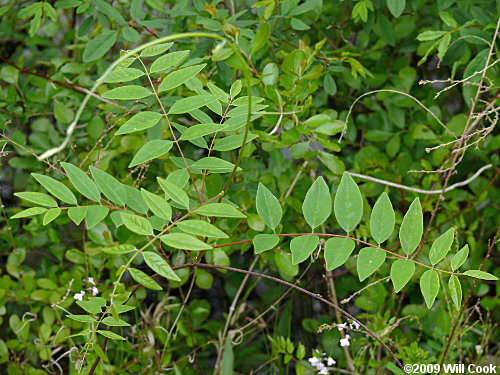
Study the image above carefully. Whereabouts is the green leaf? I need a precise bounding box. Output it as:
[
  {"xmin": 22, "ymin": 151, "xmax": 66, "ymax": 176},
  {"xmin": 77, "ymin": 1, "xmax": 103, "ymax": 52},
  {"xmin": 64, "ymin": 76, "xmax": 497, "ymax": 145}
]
[
  {"xmin": 437, "ymin": 33, "xmax": 451, "ymax": 60},
  {"xmin": 32, "ymin": 173, "xmax": 77, "ymax": 204},
  {"xmin": 334, "ymin": 172, "xmax": 363, "ymax": 233},
  {"xmin": 213, "ymin": 134, "xmax": 259, "ymax": 151},
  {"xmin": 302, "ymin": 177, "xmax": 331, "ymax": 230},
  {"xmin": 116, "ymin": 112, "xmax": 163, "ymax": 135},
  {"xmin": 54, "ymin": 100, "xmax": 74, "ymax": 124},
  {"xmin": 370, "ymin": 192, "xmax": 395, "ymax": 244},
  {"xmin": 85, "ymin": 206, "xmax": 109, "ymax": 229},
  {"xmin": 94, "ymin": 0, "xmax": 127, "ymax": 24},
  {"xmin": 251, "ymin": 22, "xmax": 270, "ymax": 54},
  {"xmin": 463, "ymin": 270, "xmax": 498, "ymax": 281},
  {"xmin": 390, "ymin": 259, "xmax": 415, "ymax": 292},
  {"xmin": 429, "ymin": 228, "xmax": 454, "ymax": 265},
  {"xmin": 420, "ymin": 269, "xmax": 440, "ymax": 308},
  {"xmin": 93, "ymin": 342, "xmax": 109, "ymax": 363},
  {"xmin": 399, "ymin": 198, "xmax": 423, "ymax": 255},
  {"xmin": 102, "ymin": 316, "xmax": 130, "ymax": 327},
  {"xmin": 191, "ymin": 157, "xmax": 238, "ymax": 173},
  {"xmin": 11, "ymin": 207, "xmax": 47, "ymax": 219},
  {"xmin": 140, "ymin": 189, "xmax": 172, "ymax": 220},
  {"xmin": 417, "ymin": 30, "xmax": 446, "ymax": 41},
  {"xmin": 158, "ymin": 64, "xmax": 207, "ymax": 92},
  {"xmin": 61, "ymin": 162, "xmax": 101, "ymax": 202},
  {"xmin": 324, "ymin": 74, "xmax": 337, "ymax": 95},
  {"xmin": 157, "ymin": 178, "xmax": 189, "ymax": 209},
  {"xmin": 102, "ymin": 244, "xmax": 137, "ymax": 254},
  {"xmin": 256, "ymin": 183, "xmax": 282, "ymax": 230},
  {"xmin": 43, "ymin": 208, "xmax": 61, "ymax": 225},
  {"xmin": 90, "ymin": 166, "xmax": 127, "ymax": 206},
  {"xmin": 180, "ymin": 123, "xmax": 226, "ymax": 141},
  {"xmin": 324, "ymin": 237, "xmax": 355, "ymax": 271},
  {"xmin": 160, "ymin": 233, "xmax": 212, "ymax": 251},
  {"xmin": 386, "ymin": 0, "xmax": 405, "ymax": 17},
  {"xmin": 176, "ymin": 220, "xmax": 228, "ymax": 238},
  {"xmin": 140, "ymin": 42, "xmax": 173, "ymax": 57},
  {"xmin": 101, "ymin": 85, "xmax": 152, "ymax": 100},
  {"xmin": 451, "ymin": 244, "xmax": 468, "ymax": 271},
  {"xmin": 120, "ymin": 212, "xmax": 153, "ymax": 236},
  {"xmin": 122, "ymin": 26, "xmax": 140, "ymax": 42},
  {"xmin": 68, "ymin": 206, "xmax": 87, "ymax": 225},
  {"xmin": 290, "ymin": 235, "xmax": 319, "ymax": 265},
  {"xmin": 168, "ymin": 95, "xmax": 218, "ymax": 114},
  {"xmin": 149, "ymin": 50, "xmax": 189, "ymax": 73},
  {"xmin": 103, "ymin": 68, "xmax": 144, "ymax": 83},
  {"xmin": 129, "ymin": 139, "xmax": 173, "ymax": 167},
  {"xmin": 97, "ymin": 330, "xmax": 126, "ymax": 340},
  {"xmin": 128, "ymin": 268, "xmax": 162, "ymax": 290},
  {"xmin": 253, "ymin": 234, "xmax": 279, "ymax": 254},
  {"xmin": 14, "ymin": 192, "xmax": 57, "ymax": 207},
  {"xmin": 83, "ymin": 29, "xmax": 117, "ymax": 62},
  {"xmin": 221, "ymin": 336, "xmax": 234, "ymax": 375},
  {"xmin": 67, "ymin": 314, "xmax": 97, "ymax": 323},
  {"xmin": 448, "ymin": 275, "xmax": 462, "ymax": 309},
  {"xmin": 357, "ymin": 247, "xmax": 386, "ymax": 281},
  {"xmin": 143, "ymin": 251, "xmax": 180, "ymax": 281},
  {"xmin": 195, "ymin": 203, "xmax": 246, "ymax": 218},
  {"xmin": 291, "ymin": 18, "xmax": 310, "ymax": 30}
]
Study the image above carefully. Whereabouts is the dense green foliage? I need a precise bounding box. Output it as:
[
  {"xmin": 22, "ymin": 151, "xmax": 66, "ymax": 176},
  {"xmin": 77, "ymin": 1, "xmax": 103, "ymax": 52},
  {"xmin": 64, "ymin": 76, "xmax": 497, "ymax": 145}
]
[{"xmin": 0, "ymin": 0, "xmax": 499, "ymax": 374}]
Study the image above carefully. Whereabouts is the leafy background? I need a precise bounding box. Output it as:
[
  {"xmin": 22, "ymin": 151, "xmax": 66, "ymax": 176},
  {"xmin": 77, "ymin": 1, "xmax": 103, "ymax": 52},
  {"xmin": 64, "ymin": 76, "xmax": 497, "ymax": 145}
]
[{"xmin": 0, "ymin": 0, "xmax": 499, "ymax": 374}]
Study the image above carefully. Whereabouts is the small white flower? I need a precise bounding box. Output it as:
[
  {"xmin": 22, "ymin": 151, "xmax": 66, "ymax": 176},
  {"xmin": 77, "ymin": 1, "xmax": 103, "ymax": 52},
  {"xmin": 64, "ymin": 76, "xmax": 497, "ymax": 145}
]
[
  {"xmin": 316, "ymin": 362, "xmax": 327, "ymax": 371},
  {"xmin": 327, "ymin": 357, "xmax": 336, "ymax": 366},
  {"xmin": 318, "ymin": 369, "xmax": 329, "ymax": 375},
  {"xmin": 308, "ymin": 357, "xmax": 320, "ymax": 365},
  {"xmin": 337, "ymin": 323, "xmax": 347, "ymax": 331},
  {"xmin": 91, "ymin": 286, "xmax": 99, "ymax": 296},
  {"xmin": 73, "ymin": 291, "xmax": 85, "ymax": 301},
  {"xmin": 350, "ymin": 320, "xmax": 360, "ymax": 330},
  {"xmin": 340, "ymin": 334, "xmax": 350, "ymax": 347},
  {"xmin": 87, "ymin": 277, "xmax": 95, "ymax": 285}
]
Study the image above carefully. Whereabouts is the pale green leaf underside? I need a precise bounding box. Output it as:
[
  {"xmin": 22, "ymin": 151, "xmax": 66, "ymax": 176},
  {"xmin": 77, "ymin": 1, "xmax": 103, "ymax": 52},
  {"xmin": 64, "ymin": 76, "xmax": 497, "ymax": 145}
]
[
  {"xmin": 420, "ymin": 269, "xmax": 440, "ymax": 308},
  {"xmin": 256, "ymin": 183, "xmax": 282, "ymax": 230},
  {"xmin": 390, "ymin": 259, "xmax": 415, "ymax": 292},
  {"xmin": 334, "ymin": 172, "xmax": 363, "ymax": 233},
  {"xmin": 399, "ymin": 198, "xmax": 423, "ymax": 255},
  {"xmin": 370, "ymin": 192, "xmax": 395, "ymax": 244},
  {"xmin": 302, "ymin": 176, "xmax": 332, "ymax": 230},
  {"xmin": 357, "ymin": 247, "xmax": 386, "ymax": 281},
  {"xmin": 291, "ymin": 235, "xmax": 319, "ymax": 265}
]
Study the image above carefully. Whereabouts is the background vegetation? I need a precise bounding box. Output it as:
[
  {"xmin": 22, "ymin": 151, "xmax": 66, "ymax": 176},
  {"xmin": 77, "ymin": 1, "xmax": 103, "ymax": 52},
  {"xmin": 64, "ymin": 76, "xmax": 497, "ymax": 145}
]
[{"xmin": 0, "ymin": 0, "xmax": 498, "ymax": 374}]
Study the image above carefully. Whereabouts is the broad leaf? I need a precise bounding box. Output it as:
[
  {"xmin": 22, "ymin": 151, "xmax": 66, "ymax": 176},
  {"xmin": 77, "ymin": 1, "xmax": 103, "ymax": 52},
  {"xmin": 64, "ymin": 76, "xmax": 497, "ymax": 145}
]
[
  {"xmin": 370, "ymin": 192, "xmax": 395, "ymax": 244},
  {"xmin": 102, "ymin": 244, "xmax": 136, "ymax": 255},
  {"xmin": 102, "ymin": 85, "xmax": 152, "ymax": 100},
  {"xmin": 32, "ymin": 173, "xmax": 77, "ymax": 205},
  {"xmin": 14, "ymin": 192, "xmax": 57, "ymax": 207},
  {"xmin": 290, "ymin": 235, "xmax": 319, "ymax": 265},
  {"xmin": 140, "ymin": 42, "xmax": 173, "ymax": 57},
  {"xmin": 103, "ymin": 68, "xmax": 144, "ymax": 83},
  {"xmin": 334, "ymin": 172, "xmax": 363, "ymax": 233},
  {"xmin": 121, "ymin": 212, "xmax": 153, "ymax": 236},
  {"xmin": 195, "ymin": 203, "xmax": 246, "ymax": 218},
  {"xmin": 43, "ymin": 208, "xmax": 61, "ymax": 225},
  {"xmin": 390, "ymin": 259, "xmax": 415, "ymax": 292},
  {"xmin": 256, "ymin": 183, "xmax": 282, "ymax": 230},
  {"xmin": 448, "ymin": 275, "xmax": 462, "ymax": 309},
  {"xmin": 399, "ymin": 198, "xmax": 423, "ymax": 255},
  {"xmin": 180, "ymin": 123, "xmax": 226, "ymax": 141},
  {"xmin": 61, "ymin": 162, "xmax": 101, "ymax": 202},
  {"xmin": 158, "ymin": 64, "xmax": 207, "ymax": 92},
  {"xmin": 168, "ymin": 95, "xmax": 218, "ymax": 114},
  {"xmin": 83, "ymin": 29, "xmax": 117, "ymax": 62},
  {"xmin": 357, "ymin": 247, "xmax": 386, "ymax": 281},
  {"xmin": 68, "ymin": 206, "xmax": 87, "ymax": 225},
  {"xmin": 129, "ymin": 140, "xmax": 173, "ymax": 167},
  {"xmin": 302, "ymin": 176, "xmax": 332, "ymax": 230},
  {"xmin": 90, "ymin": 166, "xmax": 127, "ymax": 206},
  {"xmin": 420, "ymin": 269, "xmax": 440, "ymax": 308},
  {"xmin": 143, "ymin": 251, "xmax": 180, "ymax": 281},
  {"xmin": 85, "ymin": 205, "xmax": 109, "ymax": 229},
  {"xmin": 149, "ymin": 50, "xmax": 189, "ymax": 73},
  {"xmin": 324, "ymin": 237, "xmax": 355, "ymax": 271},
  {"xmin": 451, "ymin": 244, "xmax": 468, "ymax": 270},
  {"xmin": 128, "ymin": 268, "xmax": 162, "ymax": 290},
  {"xmin": 140, "ymin": 189, "xmax": 172, "ymax": 221},
  {"xmin": 157, "ymin": 178, "xmax": 189, "ymax": 209},
  {"xmin": 97, "ymin": 330, "xmax": 126, "ymax": 340},
  {"xmin": 213, "ymin": 134, "xmax": 259, "ymax": 151},
  {"xmin": 253, "ymin": 234, "xmax": 279, "ymax": 254},
  {"xmin": 191, "ymin": 157, "xmax": 238, "ymax": 173},
  {"xmin": 11, "ymin": 207, "xmax": 47, "ymax": 219},
  {"xmin": 463, "ymin": 270, "xmax": 498, "ymax": 281},
  {"xmin": 176, "ymin": 220, "xmax": 228, "ymax": 238},
  {"xmin": 429, "ymin": 228, "xmax": 454, "ymax": 265},
  {"xmin": 387, "ymin": 0, "xmax": 405, "ymax": 18},
  {"xmin": 116, "ymin": 112, "xmax": 162, "ymax": 135},
  {"xmin": 160, "ymin": 233, "xmax": 212, "ymax": 251}
]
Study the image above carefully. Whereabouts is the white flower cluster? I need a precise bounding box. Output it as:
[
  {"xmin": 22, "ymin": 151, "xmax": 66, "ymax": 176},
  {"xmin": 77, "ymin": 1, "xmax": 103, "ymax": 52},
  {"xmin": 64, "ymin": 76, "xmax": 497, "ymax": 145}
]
[
  {"xmin": 308, "ymin": 349, "xmax": 336, "ymax": 374},
  {"xmin": 73, "ymin": 277, "xmax": 98, "ymax": 301},
  {"xmin": 336, "ymin": 320, "xmax": 360, "ymax": 347}
]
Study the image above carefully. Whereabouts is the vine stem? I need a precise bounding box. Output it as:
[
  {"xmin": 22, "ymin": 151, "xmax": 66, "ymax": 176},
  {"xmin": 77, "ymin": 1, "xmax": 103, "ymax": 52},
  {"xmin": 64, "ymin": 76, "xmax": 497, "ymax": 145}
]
[
  {"xmin": 213, "ymin": 233, "xmax": 458, "ymax": 276},
  {"xmin": 172, "ymin": 262, "xmax": 406, "ymax": 372}
]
